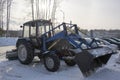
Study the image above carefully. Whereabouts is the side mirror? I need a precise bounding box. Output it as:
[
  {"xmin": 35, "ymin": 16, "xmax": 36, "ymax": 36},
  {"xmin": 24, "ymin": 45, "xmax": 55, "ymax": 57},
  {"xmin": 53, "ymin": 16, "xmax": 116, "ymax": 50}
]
[{"xmin": 20, "ymin": 26, "xmax": 23, "ymax": 28}]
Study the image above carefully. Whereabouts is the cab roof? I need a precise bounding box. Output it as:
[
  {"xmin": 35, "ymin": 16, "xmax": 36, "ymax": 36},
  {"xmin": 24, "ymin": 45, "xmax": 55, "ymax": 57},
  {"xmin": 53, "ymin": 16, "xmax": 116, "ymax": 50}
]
[{"xmin": 23, "ymin": 19, "xmax": 51, "ymax": 27}]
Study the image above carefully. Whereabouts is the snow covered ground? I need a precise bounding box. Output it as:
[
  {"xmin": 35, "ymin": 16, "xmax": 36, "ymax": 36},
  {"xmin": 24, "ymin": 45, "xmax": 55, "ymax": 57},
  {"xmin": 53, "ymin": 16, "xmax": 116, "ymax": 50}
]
[
  {"xmin": 0, "ymin": 46, "xmax": 16, "ymax": 54},
  {"xmin": 0, "ymin": 46, "xmax": 120, "ymax": 80},
  {"xmin": 0, "ymin": 37, "xmax": 120, "ymax": 80},
  {"xmin": 0, "ymin": 37, "xmax": 17, "ymax": 47}
]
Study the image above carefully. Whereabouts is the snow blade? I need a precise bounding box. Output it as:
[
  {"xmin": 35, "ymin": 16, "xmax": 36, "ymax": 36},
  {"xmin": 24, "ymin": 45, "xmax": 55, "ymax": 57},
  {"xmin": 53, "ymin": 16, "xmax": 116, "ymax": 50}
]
[{"xmin": 74, "ymin": 50, "xmax": 112, "ymax": 77}]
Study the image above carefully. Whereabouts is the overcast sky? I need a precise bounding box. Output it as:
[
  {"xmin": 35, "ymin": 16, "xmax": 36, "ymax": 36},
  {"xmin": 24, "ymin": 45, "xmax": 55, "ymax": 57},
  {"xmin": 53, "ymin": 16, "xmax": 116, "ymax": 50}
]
[{"xmin": 10, "ymin": 0, "xmax": 120, "ymax": 30}]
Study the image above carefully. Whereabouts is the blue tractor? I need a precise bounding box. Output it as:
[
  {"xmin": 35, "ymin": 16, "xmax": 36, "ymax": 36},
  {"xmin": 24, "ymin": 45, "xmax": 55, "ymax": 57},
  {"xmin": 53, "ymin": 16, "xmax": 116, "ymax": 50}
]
[{"xmin": 6, "ymin": 19, "xmax": 114, "ymax": 76}]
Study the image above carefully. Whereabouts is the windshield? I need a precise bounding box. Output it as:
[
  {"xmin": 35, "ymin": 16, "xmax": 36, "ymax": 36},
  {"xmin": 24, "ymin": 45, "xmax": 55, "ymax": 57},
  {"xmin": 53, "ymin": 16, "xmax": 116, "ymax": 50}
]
[
  {"xmin": 38, "ymin": 26, "xmax": 44, "ymax": 36},
  {"xmin": 31, "ymin": 27, "xmax": 36, "ymax": 36}
]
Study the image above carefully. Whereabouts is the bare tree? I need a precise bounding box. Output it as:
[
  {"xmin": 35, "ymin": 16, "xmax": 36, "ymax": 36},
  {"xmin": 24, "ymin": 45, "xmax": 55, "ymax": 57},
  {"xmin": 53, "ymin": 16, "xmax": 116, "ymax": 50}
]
[
  {"xmin": 28, "ymin": 0, "xmax": 62, "ymax": 24},
  {"xmin": 51, "ymin": 0, "xmax": 57, "ymax": 23},
  {"xmin": 51, "ymin": 0, "xmax": 62, "ymax": 25},
  {"xmin": 6, "ymin": 0, "xmax": 12, "ymax": 37},
  {"xmin": 0, "ymin": 0, "xmax": 6, "ymax": 30},
  {"xmin": 31, "ymin": 0, "xmax": 34, "ymax": 21}
]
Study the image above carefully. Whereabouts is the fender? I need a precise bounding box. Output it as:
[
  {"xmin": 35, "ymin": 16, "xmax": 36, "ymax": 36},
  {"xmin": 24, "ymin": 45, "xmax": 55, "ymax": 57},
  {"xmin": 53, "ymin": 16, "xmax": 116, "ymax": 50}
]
[{"xmin": 16, "ymin": 38, "xmax": 31, "ymax": 48}]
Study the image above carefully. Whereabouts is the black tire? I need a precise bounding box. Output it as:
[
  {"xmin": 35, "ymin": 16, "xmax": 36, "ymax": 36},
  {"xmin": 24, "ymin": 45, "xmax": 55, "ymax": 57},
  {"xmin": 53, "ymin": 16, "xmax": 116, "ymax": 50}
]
[
  {"xmin": 17, "ymin": 41, "xmax": 34, "ymax": 65},
  {"xmin": 65, "ymin": 60, "xmax": 76, "ymax": 66},
  {"xmin": 44, "ymin": 53, "xmax": 60, "ymax": 72},
  {"xmin": 7, "ymin": 57, "xmax": 18, "ymax": 60},
  {"xmin": 6, "ymin": 51, "xmax": 18, "ymax": 60}
]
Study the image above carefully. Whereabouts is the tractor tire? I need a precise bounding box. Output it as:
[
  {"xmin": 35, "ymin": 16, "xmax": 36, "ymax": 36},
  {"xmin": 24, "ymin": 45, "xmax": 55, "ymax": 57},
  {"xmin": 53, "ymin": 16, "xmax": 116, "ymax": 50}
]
[
  {"xmin": 44, "ymin": 53, "xmax": 60, "ymax": 72},
  {"xmin": 65, "ymin": 60, "xmax": 76, "ymax": 66},
  {"xmin": 17, "ymin": 41, "xmax": 34, "ymax": 65}
]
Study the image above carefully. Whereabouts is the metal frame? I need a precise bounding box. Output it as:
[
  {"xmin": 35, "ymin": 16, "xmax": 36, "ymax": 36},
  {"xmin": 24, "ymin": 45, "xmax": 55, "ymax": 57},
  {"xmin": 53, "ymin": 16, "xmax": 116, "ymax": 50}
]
[{"xmin": 22, "ymin": 20, "xmax": 101, "ymax": 53}]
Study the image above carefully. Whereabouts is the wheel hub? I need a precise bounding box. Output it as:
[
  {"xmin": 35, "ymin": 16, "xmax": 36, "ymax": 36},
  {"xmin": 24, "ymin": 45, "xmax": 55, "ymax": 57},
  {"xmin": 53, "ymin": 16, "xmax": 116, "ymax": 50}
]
[
  {"xmin": 45, "ymin": 57, "xmax": 54, "ymax": 69},
  {"xmin": 18, "ymin": 45, "xmax": 27, "ymax": 61}
]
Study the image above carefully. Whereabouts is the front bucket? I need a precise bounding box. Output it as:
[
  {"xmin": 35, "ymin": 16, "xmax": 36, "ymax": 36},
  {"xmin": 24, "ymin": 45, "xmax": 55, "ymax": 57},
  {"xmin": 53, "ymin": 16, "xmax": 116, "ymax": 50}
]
[{"xmin": 74, "ymin": 50, "xmax": 112, "ymax": 77}]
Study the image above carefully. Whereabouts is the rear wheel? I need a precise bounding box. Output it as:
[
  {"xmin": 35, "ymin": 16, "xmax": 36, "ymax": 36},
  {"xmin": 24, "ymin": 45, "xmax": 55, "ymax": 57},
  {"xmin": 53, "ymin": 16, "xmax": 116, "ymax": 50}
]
[
  {"xmin": 44, "ymin": 53, "xmax": 60, "ymax": 72},
  {"xmin": 18, "ymin": 42, "xmax": 34, "ymax": 65},
  {"xmin": 65, "ymin": 60, "xmax": 76, "ymax": 66}
]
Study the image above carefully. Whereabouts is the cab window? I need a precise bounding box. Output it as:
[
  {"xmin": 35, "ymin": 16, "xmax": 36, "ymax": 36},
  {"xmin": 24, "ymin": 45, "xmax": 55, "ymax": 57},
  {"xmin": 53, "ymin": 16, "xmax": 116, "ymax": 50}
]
[{"xmin": 23, "ymin": 26, "xmax": 29, "ymax": 37}]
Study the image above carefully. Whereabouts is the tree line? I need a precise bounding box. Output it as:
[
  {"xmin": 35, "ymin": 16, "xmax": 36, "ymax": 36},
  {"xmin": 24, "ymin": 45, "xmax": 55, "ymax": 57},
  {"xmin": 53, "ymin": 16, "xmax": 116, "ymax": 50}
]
[
  {"xmin": 0, "ymin": 0, "xmax": 12, "ymax": 36},
  {"xmin": 0, "ymin": 0, "xmax": 62, "ymax": 36}
]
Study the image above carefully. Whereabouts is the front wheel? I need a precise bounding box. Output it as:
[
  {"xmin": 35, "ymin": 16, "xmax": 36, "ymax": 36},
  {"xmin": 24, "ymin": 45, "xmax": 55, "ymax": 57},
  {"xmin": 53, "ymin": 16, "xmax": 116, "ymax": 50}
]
[{"xmin": 44, "ymin": 53, "xmax": 60, "ymax": 72}]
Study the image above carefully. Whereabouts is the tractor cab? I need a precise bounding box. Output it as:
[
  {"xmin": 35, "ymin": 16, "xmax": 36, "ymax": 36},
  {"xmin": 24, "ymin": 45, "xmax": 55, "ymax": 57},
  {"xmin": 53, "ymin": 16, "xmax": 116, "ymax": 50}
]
[
  {"xmin": 22, "ymin": 19, "xmax": 53, "ymax": 38},
  {"xmin": 20, "ymin": 19, "xmax": 53, "ymax": 48}
]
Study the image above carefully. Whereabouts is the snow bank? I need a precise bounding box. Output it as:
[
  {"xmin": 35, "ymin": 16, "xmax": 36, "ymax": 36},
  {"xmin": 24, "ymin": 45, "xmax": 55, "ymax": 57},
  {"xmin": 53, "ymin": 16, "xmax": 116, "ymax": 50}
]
[{"xmin": 0, "ymin": 37, "xmax": 18, "ymax": 47}]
